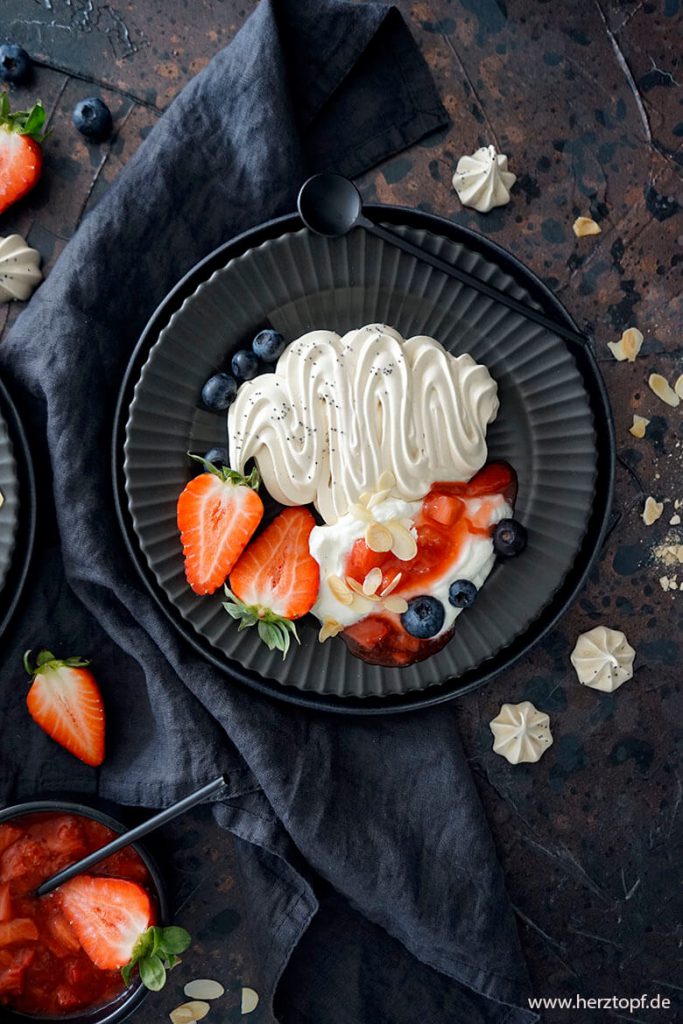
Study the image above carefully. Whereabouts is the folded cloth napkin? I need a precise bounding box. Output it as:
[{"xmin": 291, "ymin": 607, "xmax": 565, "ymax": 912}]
[{"xmin": 0, "ymin": 1, "xmax": 537, "ymax": 1020}]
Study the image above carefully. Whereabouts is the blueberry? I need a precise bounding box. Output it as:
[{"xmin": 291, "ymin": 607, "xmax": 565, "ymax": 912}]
[
  {"xmin": 203, "ymin": 446, "xmax": 229, "ymax": 467},
  {"xmin": 231, "ymin": 349, "xmax": 259, "ymax": 381},
  {"xmin": 0, "ymin": 45, "xmax": 32, "ymax": 85},
  {"xmin": 252, "ymin": 328, "xmax": 286, "ymax": 363},
  {"xmin": 72, "ymin": 97, "xmax": 113, "ymax": 142},
  {"xmin": 448, "ymin": 579, "xmax": 478, "ymax": 608},
  {"xmin": 401, "ymin": 596, "xmax": 445, "ymax": 639},
  {"xmin": 493, "ymin": 518, "xmax": 528, "ymax": 557},
  {"xmin": 201, "ymin": 373, "xmax": 237, "ymax": 412}
]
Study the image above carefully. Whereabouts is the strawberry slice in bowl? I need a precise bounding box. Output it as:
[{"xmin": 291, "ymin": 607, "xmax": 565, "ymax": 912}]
[
  {"xmin": 177, "ymin": 455, "xmax": 263, "ymax": 595},
  {"xmin": 225, "ymin": 506, "xmax": 320, "ymax": 657}
]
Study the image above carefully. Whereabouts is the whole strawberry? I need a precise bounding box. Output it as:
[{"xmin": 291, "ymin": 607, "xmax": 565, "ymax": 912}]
[
  {"xmin": 23, "ymin": 649, "xmax": 105, "ymax": 767},
  {"xmin": 0, "ymin": 93, "xmax": 46, "ymax": 214}
]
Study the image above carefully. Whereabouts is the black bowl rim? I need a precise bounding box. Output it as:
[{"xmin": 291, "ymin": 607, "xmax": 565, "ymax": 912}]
[
  {"xmin": 0, "ymin": 800, "xmax": 169, "ymax": 1024},
  {"xmin": 112, "ymin": 204, "xmax": 616, "ymax": 715},
  {"xmin": 0, "ymin": 377, "xmax": 36, "ymax": 644}
]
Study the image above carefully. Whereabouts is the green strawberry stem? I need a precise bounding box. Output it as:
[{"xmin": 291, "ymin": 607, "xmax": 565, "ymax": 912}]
[
  {"xmin": 23, "ymin": 649, "xmax": 90, "ymax": 678},
  {"xmin": 223, "ymin": 586, "xmax": 299, "ymax": 658},
  {"xmin": 187, "ymin": 452, "xmax": 260, "ymax": 490},
  {"xmin": 0, "ymin": 93, "xmax": 47, "ymax": 141},
  {"xmin": 121, "ymin": 925, "xmax": 191, "ymax": 992}
]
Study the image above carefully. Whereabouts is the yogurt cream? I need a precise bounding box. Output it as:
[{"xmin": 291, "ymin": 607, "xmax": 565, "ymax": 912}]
[{"xmin": 228, "ymin": 324, "xmax": 499, "ymax": 525}]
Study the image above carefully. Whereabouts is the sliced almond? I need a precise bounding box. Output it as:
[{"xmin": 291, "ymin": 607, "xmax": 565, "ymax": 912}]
[
  {"xmin": 328, "ymin": 575, "xmax": 353, "ymax": 605},
  {"xmin": 184, "ymin": 980, "xmax": 225, "ymax": 1001},
  {"xmin": 319, "ymin": 618, "xmax": 343, "ymax": 642},
  {"xmin": 241, "ymin": 987, "xmax": 260, "ymax": 1014},
  {"xmin": 648, "ymin": 373, "xmax": 680, "ymax": 407},
  {"xmin": 367, "ymin": 487, "xmax": 392, "ymax": 508},
  {"xmin": 675, "ymin": 374, "xmax": 683, "ymax": 399},
  {"xmin": 366, "ymin": 522, "xmax": 393, "ymax": 552},
  {"xmin": 376, "ymin": 470, "xmax": 396, "ymax": 491},
  {"xmin": 629, "ymin": 414, "xmax": 650, "ymax": 439},
  {"xmin": 380, "ymin": 572, "xmax": 402, "ymax": 597},
  {"xmin": 670, "ymin": 514, "xmax": 681, "ymax": 526},
  {"xmin": 362, "ymin": 567, "xmax": 383, "ymax": 595},
  {"xmin": 608, "ymin": 327, "xmax": 643, "ymax": 362},
  {"xmin": 170, "ymin": 1002, "xmax": 210, "ymax": 1024},
  {"xmin": 573, "ymin": 216, "xmax": 601, "ymax": 237},
  {"xmin": 383, "ymin": 595, "xmax": 408, "ymax": 614},
  {"xmin": 345, "ymin": 575, "xmax": 376, "ymax": 599},
  {"xmin": 642, "ymin": 496, "xmax": 664, "ymax": 526},
  {"xmin": 350, "ymin": 502, "xmax": 373, "ymax": 522},
  {"xmin": 389, "ymin": 522, "xmax": 418, "ymax": 561}
]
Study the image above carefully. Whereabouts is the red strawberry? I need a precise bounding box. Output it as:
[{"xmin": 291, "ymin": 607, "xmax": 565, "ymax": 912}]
[
  {"xmin": 177, "ymin": 456, "xmax": 263, "ymax": 595},
  {"xmin": 226, "ymin": 507, "xmax": 319, "ymax": 657},
  {"xmin": 58, "ymin": 876, "xmax": 151, "ymax": 971},
  {"xmin": 0, "ymin": 883, "xmax": 11, "ymax": 922},
  {"xmin": 0, "ymin": 948, "xmax": 35, "ymax": 996},
  {"xmin": 0, "ymin": 919, "xmax": 39, "ymax": 947},
  {"xmin": 44, "ymin": 910, "xmax": 82, "ymax": 957},
  {"xmin": 0, "ymin": 94, "xmax": 46, "ymax": 214},
  {"xmin": 24, "ymin": 650, "xmax": 105, "ymax": 767}
]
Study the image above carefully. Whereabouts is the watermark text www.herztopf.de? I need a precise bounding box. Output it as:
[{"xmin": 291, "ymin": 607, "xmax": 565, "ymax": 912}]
[{"xmin": 527, "ymin": 993, "xmax": 673, "ymax": 1013}]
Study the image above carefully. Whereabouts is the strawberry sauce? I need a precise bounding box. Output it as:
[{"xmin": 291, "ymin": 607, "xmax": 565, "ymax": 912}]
[
  {"xmin": 0, "ymin": 811, "xmax": 156, "ymax": 1016},
  {"xmin": 342, "ymin": 463, "xmax": 517, "ymax": 667}
]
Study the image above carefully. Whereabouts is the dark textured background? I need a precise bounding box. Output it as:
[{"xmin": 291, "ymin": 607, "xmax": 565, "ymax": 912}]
[{"xmin": 0, "ymin": 1, "xmax": 681, "ymax": 1022}]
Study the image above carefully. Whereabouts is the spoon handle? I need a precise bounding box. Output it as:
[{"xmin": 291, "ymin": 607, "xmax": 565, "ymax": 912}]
[
  {"xmin": 36, "ymin": 775, "xmax": 228, "ymax": 898},
  {"xmin": 360, "ymin": 217, "xmax": 587, "ymax": 349}
]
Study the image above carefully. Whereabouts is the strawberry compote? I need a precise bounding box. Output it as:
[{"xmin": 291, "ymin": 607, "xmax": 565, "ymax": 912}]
[
  {"xmin": 342, "ymin": 463, "xmax": 517, "ymax": 667},
  {"xmin": 0, "ymin": 810, "xmax": 155, "ymax": 1016}
]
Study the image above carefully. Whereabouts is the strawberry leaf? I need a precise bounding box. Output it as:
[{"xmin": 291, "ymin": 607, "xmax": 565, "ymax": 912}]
[
  {"xmin": 0, "ymin": 95, "xmax": 47, "ymax": 142},
  {"xmin": 223, "ymin": 587, "xmax": 299, "ymax": 659},
  {"xmin": 138, "ymin": 954, "xmax": 166, "ymax": 991},
  {"xmin": 187, "ymin": 452, "xmax": 260, "ymax": 490},
  {"xmin": 23, "ymin": 648, "xmax": 90, "ymax": 678},
  {"xmin": 160, "ymin": 926, "xmax": 191, "ymax": 954}
]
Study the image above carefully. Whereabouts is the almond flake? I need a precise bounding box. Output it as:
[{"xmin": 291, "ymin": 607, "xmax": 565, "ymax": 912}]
[
  {"xmin": 367, "ymin": 487, "xmax": 392, "ymax": 508},
  {"xmin": 328, "ymin": 575, "xmax": 353, "ymax": 605},
  {"xmin": 366, "ymin": 522, "xmax": 393, "ymax": 552},
  {"xmin": 350, "ymin": 503, "xmax": 373, "ymax": 522},
  {"xmin": 346, "ymin": 576, "xmax": 379, "ymax": 602},
  {"xmin": 648, "ymin": 373, "xmax": 680, "ymax": 407},
  {"xmin": 389, "ymin": 522, "xmax": 418, "ymax": 561},
  {"xmin": 629, "ymin": 414, "xmax": 650, "ymax": 439},
  {"xmin": 241, "ymin": 988, "xmax": 260, "ymax": 1014},
  {"xmin": 170, "ymin": 1003, "xmax": 210, "ymax": 1024},
  {"xmin": 383, "ymin": 595, "xmax": 408, "ymax": 614},
  {"xmin": 184, "ymin": 980, "xmax": 225, "ymax": 1001},
  {"xmin": 380, "ymin": 572, "xmax": 402, "ymax": 597},
  {"xmin": 319, "ymin": 618, "xmax": 343, "ymax": 642},
  {"xmin": 376, "ymin": 470, "xmax": 396, "ymax": 490},
  {"xmin": 357, "ymin": 491, "xmax": 372, "ymax": 506},
  {"xmin": 675, "ymin": 374, "xmax": 683, "ymax": 399},
  {"xmin": 608, "ymin": 327, "xmax": 643, "ymax": 362},
  {"xmin": 573, "ymin": 216, "xmax": 601, "ymax": 237},
  {"xmin": 642, "ymin": 496, "xmax": 664, "ymax": 526},
  {"xmin": 362, "ymin": 567, "xmax": 383, "ymax": 595},
  {"xmin": 670, "ymin": 514, "xmax": 681, "ymax": 526}
]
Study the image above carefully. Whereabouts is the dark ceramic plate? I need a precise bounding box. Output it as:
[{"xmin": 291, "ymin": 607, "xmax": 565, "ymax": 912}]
[
  {"xmin": 0, "ymin": 376, "xmax": 36, "ymax": 642},
  {"xmin": 114, "ymin": 207, "xmax": 615, "ymax": 714}
]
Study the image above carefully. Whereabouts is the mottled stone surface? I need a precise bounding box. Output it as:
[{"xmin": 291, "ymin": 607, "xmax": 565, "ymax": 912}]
[{"xmin": 1, "ymin": 1, "xmax": 681, "ymax": 1022}]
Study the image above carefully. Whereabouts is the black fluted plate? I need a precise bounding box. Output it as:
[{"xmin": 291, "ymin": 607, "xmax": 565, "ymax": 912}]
[
  {"xmin": 0, "ymin": 375, "xmax": 36, "ymax": 640},
  {"xmin": 116, "ymin": 208, "xmax": 614, "ymax": 712}
]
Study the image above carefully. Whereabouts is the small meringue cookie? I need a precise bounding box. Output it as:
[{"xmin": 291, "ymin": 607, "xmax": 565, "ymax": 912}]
[
  {"xmin": 0, "ymin": 234, "xmax": 42, "ymax": 303},
  {"xmin": 452, "ymin": 145, "xmax": 516, "ymax": 213},
  {"xmin": 570, "ymin": 625, "xmax": 635, "ymax": 692},
  {"xmin": 489, "ymin": 701, "xmax": 553, "ymax": 764}
]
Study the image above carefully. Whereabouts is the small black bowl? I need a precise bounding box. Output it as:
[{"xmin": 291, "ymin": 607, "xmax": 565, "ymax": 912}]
[{"xmin": 0, "ymin": 800, "xmax": 169, "ymax": 1024}]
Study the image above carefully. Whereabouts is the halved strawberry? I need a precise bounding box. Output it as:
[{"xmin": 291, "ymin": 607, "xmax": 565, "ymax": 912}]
[
  {"xmin": 0, "ymin": 94, "xmax": 46, "ymax": 214},
  {"xmin": 24, "ymin": 650, "xmax": 105, "ymax": 767},
  {"xmin": 0, "ymin": 883, "xmax": 11, "ymax": 922},
  {"xmin": 225, "ymin": 507, "xmax": 319, "ymax": 657},
  {"xmin": 177, "ymin": 456, "xmax": 263, "ymax": 595},
  {"xmin": 0, "ymin": 919, "xmax": 39, "ymax": 947},
  {"xmin": 58, "ymin": 876, "xmax": 151, "ymax": 971}
]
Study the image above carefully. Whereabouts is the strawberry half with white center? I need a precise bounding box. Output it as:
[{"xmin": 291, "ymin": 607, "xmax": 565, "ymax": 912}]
[
  {"xmin": 177, "ymin": 455, "xmax": 263, "ymax": 595},
  {"xmin": 58, "ymin": 876, "xmax": 190, "ymax": 991},
  {"xmin": 24, "ymin": 650, "xmax": 105, "ymax": 767},
  {"xmin": 0, "ymin": 94, "xmax": 46, "ymax": 214},
  {"xmin": 225, "ymin": 506, "xmax": 319, "ymax": 657}
]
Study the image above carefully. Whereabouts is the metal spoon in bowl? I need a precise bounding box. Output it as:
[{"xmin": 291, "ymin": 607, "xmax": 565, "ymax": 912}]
[
  {"xmin": 36, "ymin": 775, "xmax": 228, "ymax": 898},
  {"xmin": 297, "ymin": 172, "xmax": 587, "ymax": 349}
]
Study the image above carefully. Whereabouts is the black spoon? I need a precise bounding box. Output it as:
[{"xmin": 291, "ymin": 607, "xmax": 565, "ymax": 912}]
[
  {"xmin": 36, "ymin": 775, "xmax": 228, "ymax": 897},
  {"xmin": 297, "ymin": 173, "xmax": 587, "ymax": 349}
]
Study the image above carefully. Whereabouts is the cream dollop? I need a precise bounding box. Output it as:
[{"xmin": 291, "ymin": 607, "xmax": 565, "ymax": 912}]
[
  {"xmin": 452, "ymin": 146, "xmax": 516, "ymax": 213},
  {"xmin": 228, "ymin": 324, "xmax": 499, "ymax": 524}
]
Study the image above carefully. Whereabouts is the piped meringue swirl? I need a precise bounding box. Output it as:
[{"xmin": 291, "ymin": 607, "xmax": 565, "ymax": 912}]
[{"xmin": 228, "ymin": 324, "xmax": 499, "ymax": 524}]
